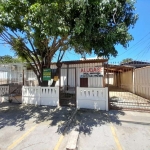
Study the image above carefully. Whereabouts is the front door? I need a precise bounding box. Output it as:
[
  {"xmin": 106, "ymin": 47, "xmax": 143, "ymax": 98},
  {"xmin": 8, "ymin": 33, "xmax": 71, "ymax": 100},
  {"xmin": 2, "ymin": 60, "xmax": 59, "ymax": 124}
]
[{"xmin": 80, "ymin": 78, "xmax": 88, "ymax": 87}]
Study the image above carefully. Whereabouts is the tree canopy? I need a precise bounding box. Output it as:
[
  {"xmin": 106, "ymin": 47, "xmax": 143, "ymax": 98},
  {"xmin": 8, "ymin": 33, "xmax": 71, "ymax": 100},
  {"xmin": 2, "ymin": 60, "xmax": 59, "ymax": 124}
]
[
  {"xmin": 0, "ymin": 0, "xmax": 138, "ymax": 85},
  {"xmin": 120, "ymin": 58, "xmax": 133, "ymax": 64},
  {"xmin": 0, "ymin": 55, "xmax": 21, "ymax": 64}
]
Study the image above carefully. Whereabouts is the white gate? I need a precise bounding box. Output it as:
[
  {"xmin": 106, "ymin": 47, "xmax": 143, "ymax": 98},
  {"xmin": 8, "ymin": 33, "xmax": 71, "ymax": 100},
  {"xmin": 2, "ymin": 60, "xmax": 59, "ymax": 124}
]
[
  {"xmin": 77, "ymin": 87, "xmax": 108, "ymax": 110},
  {"xmin": 22, "ymin": 86, "xmax": 59, "ymax": 106},
  {"xmin": 40, "ymin": 87, "xmax": 59, "ymax": 106}
]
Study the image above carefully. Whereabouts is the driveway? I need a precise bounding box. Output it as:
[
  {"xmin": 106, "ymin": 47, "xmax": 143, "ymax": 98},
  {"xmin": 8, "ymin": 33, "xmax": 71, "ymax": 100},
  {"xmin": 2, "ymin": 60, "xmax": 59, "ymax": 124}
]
[{"xmin": 109, "ymin": 86, "xmax": 150, "ymax": 110}]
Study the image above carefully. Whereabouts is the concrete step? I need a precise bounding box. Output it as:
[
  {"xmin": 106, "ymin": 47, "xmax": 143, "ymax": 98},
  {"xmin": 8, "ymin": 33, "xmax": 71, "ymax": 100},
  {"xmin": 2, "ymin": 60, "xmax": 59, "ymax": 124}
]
[{"xmin": 66, "ymin": 130, "xmax": 79, "ymax": 150}]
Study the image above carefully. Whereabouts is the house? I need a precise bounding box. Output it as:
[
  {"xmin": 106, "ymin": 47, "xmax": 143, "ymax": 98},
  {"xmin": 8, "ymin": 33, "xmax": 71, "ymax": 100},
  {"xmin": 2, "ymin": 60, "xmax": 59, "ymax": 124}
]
[
  {"xmin": 0, "ymin": 63, "xmax": 25, "ymax": 85},
  {"xmin": 0, "ymin": 59, "xmax": 108, "ymax": 88},
  {"xmin": 0, "ymin": 59, "xmax": 109, "ymax": 110}
]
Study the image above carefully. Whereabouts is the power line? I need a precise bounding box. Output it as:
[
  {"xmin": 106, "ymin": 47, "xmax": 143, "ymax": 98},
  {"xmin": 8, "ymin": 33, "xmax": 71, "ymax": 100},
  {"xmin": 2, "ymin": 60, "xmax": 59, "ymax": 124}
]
[
  {"xmin": 135, "ymin": 44, "xmax": 150, "ymax": 60},
  {"xmin": 131, "ymin": 39, "xmax": 150, "ymax": 59},
  {"xmin": 110, "ymin": 31, "xmax": 150, "ymax": 60},
  {"xmin": 124, "ymin": 37, "xmax": 150, "ymax": 58},
  {"xmin": 126, "ymin": 32, "xmax": 150, "ymax": 50}
]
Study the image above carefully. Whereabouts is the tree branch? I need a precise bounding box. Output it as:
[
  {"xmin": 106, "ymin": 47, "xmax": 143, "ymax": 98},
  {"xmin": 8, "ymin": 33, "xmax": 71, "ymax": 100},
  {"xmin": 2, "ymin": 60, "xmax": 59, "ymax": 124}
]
[
  {"xmin": 51, "ymin": 36, "xmax": 57, "ymax": 48},
  {"xmin": 0, "ymin": 32, "xmax": 13, "ymax": 45},
  {"xmin": 59, "ymin": 50, "xmax": 65, "ymax": 62},
  {"xmin": 28, "ymin": 38, "xmax": 42, "ymax": 71},
  {"xmin": 25, "ymin": 57, "xmax": 40, "ymax": 82},
  {"xmin": 113, "ymin": 8, "xmax": 117, "ymax": 25},
  {"xmin": 23, "ymin": 47, "xmax": 41, "ymax": 75},
  {"xmin": 57, "ymin": 49, "xmax": 62, "ymax": 62}
]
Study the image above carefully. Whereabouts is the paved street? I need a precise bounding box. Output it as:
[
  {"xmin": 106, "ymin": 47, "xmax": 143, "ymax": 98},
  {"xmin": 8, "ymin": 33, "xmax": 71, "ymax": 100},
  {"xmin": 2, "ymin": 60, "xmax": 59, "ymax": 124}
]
[
  {"xmin": 0, "ymin": 103, "xmax": 150, "ymax": 150},
  {"xmin": 0, "ymin": 103, "xmax": 75, "ymax": 150},
  {"xmin": 68, "ymin": 109, "xmax": 150, "ymax": 150}
]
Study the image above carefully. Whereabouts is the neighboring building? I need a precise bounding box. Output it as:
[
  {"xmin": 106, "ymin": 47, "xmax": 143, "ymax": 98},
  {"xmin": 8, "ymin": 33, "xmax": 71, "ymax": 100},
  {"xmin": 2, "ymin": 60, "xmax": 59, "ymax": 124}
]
[
  {"xmin": 0, "ymin": 63, "xmax": 25, "ymax": 85},
  {"xmin": 121, "ymin": 60, "xmax": 150, "ymax": 68}
]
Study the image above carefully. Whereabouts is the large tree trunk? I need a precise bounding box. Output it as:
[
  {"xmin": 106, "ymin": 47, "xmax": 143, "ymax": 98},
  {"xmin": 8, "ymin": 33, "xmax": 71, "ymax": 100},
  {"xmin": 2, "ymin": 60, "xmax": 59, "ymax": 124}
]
[
  {"xmin": 36, "ymin": 59, "xmax": 62, "ymax": 87},
  {"xmin": 38, "ymin": 60, "xmax": 49, "ymax": 86},
  {"xmin": 38, "ymin": 72, "xmax": 48, "ymax": 86},
  {"xmin": 51, "ymin": 62, "xmax": 62, "ymax": 87},
  {"xmin": 40, "ymin": 81, "xmax": 48, "ymax": 86}
]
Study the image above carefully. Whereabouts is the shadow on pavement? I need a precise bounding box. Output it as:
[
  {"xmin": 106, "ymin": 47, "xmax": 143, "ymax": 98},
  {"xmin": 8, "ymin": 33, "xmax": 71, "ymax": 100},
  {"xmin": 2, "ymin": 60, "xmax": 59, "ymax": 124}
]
[
  {"xmin": 0, "ymin": 103, "xmax": 125, "ymax": 135},
  {"xmin": 0, "ymin": 102, "xmax": 75, "ymax": 133},
  {"xmin": 69, "ymin": 109, "xmax": 125, "ymax": 135}
]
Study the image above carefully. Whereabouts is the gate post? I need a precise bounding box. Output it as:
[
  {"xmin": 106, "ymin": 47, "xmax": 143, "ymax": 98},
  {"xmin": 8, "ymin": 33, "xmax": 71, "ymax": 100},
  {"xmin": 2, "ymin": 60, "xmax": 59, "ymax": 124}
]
[{"xmin": 105, "ymin": 87, "xmax": 109, "ymax": 111}]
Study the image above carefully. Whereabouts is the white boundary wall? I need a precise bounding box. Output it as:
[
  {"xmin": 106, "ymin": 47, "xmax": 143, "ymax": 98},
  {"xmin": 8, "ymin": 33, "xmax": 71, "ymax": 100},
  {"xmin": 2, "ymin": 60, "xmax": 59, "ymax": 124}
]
[
  {"xmin": 22, "ymin": 86, "xmax": 59, "ymax": 106},
  {"xmin": 77, "ymin": 87, "xmax": 108, "ymax": 111}
]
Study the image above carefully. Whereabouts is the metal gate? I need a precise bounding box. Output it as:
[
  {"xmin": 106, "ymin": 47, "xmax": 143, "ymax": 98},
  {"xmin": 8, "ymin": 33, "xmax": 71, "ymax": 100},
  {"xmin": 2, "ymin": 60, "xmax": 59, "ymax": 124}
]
[
  {"xmin": 106, "ymin": 64, "xmax": 150, "ymax": 111},
  {"xmin": 59, "ymin": 68, "xmax": 76, "ymax": 107}
]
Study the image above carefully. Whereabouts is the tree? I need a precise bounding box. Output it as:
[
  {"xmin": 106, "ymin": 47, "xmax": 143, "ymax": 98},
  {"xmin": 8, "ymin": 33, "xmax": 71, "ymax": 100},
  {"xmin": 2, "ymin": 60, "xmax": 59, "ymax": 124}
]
[
  {"xmin": 0, "ymin": 55, "xmax": 22, "ymax": 64},
  {"xmin": 0, "ymin": 0, "xmax": 138, "ymax": 86},
  {"xmin": 120, "ymin": 58, "xmax": 133, "ymax": 64}
]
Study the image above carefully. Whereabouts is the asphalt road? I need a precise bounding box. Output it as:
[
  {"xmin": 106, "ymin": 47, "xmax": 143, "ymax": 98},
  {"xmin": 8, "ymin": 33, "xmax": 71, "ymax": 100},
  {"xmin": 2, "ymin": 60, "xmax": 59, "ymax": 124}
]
[
  {"xmin": 68, "ymin": 109, "xmax": 150, "ymax": 150},
  {"xmin": 0, "ymin": 103, "xmax": 75, "ymax": 150},
  {"xmin": 0, "ymin": 103, "xmax": 150, "ymax": 150}
]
